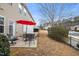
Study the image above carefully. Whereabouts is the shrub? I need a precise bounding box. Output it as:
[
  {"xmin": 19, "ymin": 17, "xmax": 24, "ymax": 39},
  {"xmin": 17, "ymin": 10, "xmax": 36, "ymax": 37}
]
[
  {"xmin": 75, "ymin": 30, "xmax": 79, "ymax": 32},
  {"xmin": 48, "ymin": 26, "xmax": 68, "ymax": 42},
  {"xmin": 0, "ymin": 34, "xmax": 10, "ymax": 56}
]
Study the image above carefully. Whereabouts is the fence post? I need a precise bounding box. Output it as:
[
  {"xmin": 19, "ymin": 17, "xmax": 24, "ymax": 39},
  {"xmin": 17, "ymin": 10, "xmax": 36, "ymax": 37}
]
[{"xmin": 70, "ymin": 37, "xmax": 72, "ymax": 46}]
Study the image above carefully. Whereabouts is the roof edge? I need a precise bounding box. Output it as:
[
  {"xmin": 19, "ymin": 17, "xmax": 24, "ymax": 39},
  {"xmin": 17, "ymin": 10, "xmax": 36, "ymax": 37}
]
[{"xmin": 21, "ymin": 3, "xmax": 35, "ymax": 22}]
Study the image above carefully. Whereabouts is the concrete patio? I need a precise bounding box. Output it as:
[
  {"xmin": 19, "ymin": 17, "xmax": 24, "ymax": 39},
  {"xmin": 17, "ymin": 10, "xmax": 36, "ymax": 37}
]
[{"xmin": 10, "ymin": 37, "xmax": 38, "ymax": 47}]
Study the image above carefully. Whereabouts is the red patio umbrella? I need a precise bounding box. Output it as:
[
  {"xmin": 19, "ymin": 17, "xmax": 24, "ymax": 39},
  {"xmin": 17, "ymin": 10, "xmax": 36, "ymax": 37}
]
[
  {"xmin": 16, "ymin": 20, "xmax": 36, "ymax": 25},
  {"xmin": 16, "ymin": 20, "xmax": 36, "ymax": 46}
]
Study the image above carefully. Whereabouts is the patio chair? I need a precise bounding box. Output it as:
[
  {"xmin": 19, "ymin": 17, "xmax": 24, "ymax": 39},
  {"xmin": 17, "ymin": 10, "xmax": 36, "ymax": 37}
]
[
  {"xmin": 34, "ymin": 28, "xmax": 39, "ymax": 39},
  {"xmin": 23, "ymin": 34, "xmax": 28, "ymax": 41},
  {"xmin": 7, "ymin": 34, "xmax": 17, "ymax": 45},
  {"xmin": 24, "ymin": 33, "xmax": 35, "ymax": 46}
]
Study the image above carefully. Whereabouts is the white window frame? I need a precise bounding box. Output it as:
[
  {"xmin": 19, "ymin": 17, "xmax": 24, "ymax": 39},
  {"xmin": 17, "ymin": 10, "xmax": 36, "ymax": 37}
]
[{"xmin": 8, "ymin": 20, "xmax": 16, "ymax": 36}]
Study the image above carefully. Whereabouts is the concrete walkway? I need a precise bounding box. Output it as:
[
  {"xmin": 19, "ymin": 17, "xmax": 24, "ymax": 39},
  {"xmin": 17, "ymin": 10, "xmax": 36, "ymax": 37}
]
[{"xmin": 10, "ymin": 30, "xmax": 79, "ymax": 56}]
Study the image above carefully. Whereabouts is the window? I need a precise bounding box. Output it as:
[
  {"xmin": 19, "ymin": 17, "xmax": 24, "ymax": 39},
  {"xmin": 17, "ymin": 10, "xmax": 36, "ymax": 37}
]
[
  {"xmin": 0, "ymin": 16, "xmax": 4, "ymax": 33},
  {"xmin": 9, "ymin": 25, "xmax": 13, "ymax": 36},
  {"xmin": 0, "ymin": 26, "xmax": 4, "ymax": 33},
  {"xmin": 74, "ymin": 27, "xmax": 77, "ymax": 31},
  {"xmin": 0, "ymin": 17, "xmax": 4, "ymax": 24},
  {"xmin": 9, "ymin": 21, "xmax": 13, "ymax": 36}
]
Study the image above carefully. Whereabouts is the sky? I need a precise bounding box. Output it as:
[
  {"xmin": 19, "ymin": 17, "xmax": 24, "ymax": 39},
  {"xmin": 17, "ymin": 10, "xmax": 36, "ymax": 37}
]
[{"xmin": 27, "ymin": 3, "xmax": 79, "ymax": 26}]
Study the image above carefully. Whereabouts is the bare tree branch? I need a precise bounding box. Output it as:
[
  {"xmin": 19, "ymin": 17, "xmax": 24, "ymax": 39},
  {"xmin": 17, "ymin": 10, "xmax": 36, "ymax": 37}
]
[
  {"xmin": 39, "ymin": 3, "xmax": 56, "ymax": 26},
  {"xmin": 39, "ymin": 3, "xmax": 70, "ymax": 27}
]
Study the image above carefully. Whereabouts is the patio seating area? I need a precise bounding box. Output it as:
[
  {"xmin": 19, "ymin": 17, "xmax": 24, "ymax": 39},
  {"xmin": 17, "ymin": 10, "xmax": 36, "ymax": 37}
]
[
  {"xmin": 10, "ymin": 37, "xmax": 37, "ymax": 47},
  {"xmin": 7, "ymin": 33, "xmax": 38, "ymax": 47}
]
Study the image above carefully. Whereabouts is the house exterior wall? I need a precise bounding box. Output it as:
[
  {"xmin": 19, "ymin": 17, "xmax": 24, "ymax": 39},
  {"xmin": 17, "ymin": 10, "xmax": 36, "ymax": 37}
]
[
  {"xmin": 71, "ymin": 25, "xmax": 79, "ymax": 30},
  {"xmin": 0, "ymin": 3, "xmax": 34, "ymax": 37}
]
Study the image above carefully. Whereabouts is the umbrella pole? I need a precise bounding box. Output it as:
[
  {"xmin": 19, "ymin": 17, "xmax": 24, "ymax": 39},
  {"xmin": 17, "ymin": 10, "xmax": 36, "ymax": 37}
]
[{"xmin": 26, "ymin": 25, "xmax": 30, "ymax": 47}]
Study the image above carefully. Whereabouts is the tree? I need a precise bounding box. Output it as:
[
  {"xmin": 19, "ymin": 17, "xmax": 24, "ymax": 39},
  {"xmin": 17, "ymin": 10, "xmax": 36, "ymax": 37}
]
[
  {"xmin": 39, "ymin": 3, "xmax": 65, "ymax": 26},
  {"xmin": 74, "ymin": 16, "xmax": 79, "ymax": 23},
  {"xmin": 39, "ymin": 3, "xmax": 56, "ymax": 25}
]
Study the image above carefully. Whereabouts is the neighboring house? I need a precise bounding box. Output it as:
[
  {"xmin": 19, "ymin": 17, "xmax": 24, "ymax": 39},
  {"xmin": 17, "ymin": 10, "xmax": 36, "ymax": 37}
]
[
  {"xmin": 43, "ymin": 22, "xmax": 51, "ymax": 30},
  {"xmin": 0, "ymin": 3, "xmax": 35, "ymax": 37},
  {"xmin": 71, "ymin": 25, "xmax": 79, "ymax": 31}
]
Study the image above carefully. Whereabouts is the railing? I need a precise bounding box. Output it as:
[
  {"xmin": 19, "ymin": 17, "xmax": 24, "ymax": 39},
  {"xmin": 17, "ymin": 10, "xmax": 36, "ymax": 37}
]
[{"xmin": 68, "ymin": 35, "xmax": 79, "ymax": 49}]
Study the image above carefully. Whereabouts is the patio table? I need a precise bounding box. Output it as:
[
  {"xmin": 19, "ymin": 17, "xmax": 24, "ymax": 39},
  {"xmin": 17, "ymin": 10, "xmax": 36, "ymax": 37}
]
[{"xmin": 23, "ymin": 33, "xmax": 35, "ymax": 46}]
